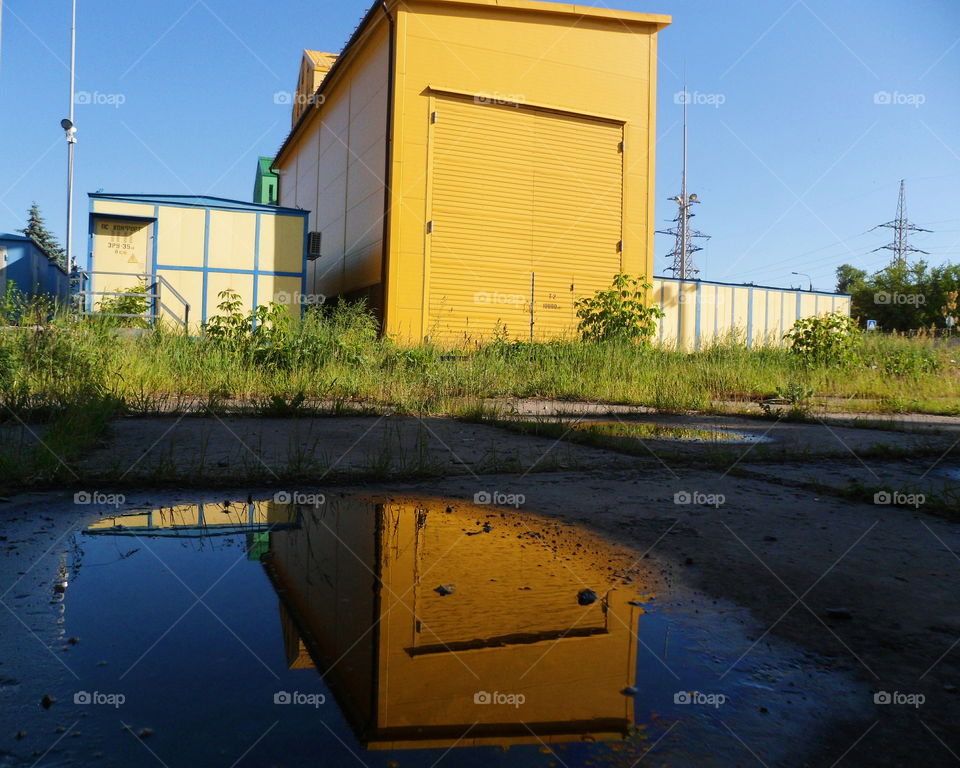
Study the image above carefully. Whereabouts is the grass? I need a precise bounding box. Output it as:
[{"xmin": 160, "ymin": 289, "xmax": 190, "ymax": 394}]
[
  {"xmin": 1, "ymin": 303, "xmax": 956, "ymax": 418},
  {"xmin": 0, "ymin": 300, "xmax": 957, "ymax": 489}
]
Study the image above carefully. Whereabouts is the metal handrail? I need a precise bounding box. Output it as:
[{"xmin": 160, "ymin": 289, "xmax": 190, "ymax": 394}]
[{"xmin": 75, "ymin": 270, "xmax": 191, "ymax": 329}]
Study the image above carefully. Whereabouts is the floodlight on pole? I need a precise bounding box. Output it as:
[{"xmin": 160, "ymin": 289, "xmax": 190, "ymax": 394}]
[
  {"xmin": 657, "ymin": 78, "xmax": 709, "ymax": 280},
  {"xmin": 64, "ymin": 0, "xmax": 77, "ymax": 273}
]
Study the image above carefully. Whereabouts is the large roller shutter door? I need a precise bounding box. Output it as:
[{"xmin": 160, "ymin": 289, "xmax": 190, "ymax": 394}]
[{"xmin": 427, "ymin": 95, "xmax": 623, "ymax": 342}]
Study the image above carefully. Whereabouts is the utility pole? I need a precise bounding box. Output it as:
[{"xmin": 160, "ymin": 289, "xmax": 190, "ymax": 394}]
[
  {"xmin": 62, "ymin": 0, "xmax": 77, "ymax": 273},
  {"xmin": 657, "ymin": 82, "xmax": 709, "ymax": 279},
  {"xmin": 870, "ymin": 179, "xmax": 931, "ymax": 267}
]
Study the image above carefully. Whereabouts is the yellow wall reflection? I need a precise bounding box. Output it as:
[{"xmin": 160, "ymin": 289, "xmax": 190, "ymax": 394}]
[{"xmin": 264, "ymin": 496, "xmax": 642, "ymax": 750}]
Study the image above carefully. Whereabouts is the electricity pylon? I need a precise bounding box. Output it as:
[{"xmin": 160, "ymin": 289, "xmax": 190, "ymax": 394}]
[{"xmin": 870, "ymin": 179, "xmax": 931, "ymax": 267}]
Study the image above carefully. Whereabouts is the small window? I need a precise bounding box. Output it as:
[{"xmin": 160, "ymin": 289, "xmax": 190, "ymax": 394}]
[{"xmin": 307, "ymin": 231, "xmax": 322, "ymax": 260}]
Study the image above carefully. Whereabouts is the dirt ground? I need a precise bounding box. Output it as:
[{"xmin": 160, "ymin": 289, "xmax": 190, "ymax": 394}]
[{"xmin": 1, "ymin": 406, "xmax": 958, "ymax": 766}]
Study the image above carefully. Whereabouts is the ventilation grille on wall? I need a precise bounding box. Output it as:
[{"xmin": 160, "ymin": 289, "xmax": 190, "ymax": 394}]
[{"xmin": 307, "ymin": 231, "xmax": 322, "ymax": 260}]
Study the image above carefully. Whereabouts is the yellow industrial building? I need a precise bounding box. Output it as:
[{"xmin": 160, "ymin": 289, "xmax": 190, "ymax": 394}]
[
  {"xmin": 83, "ymin": 0, "xmax": 850, "ymax": 346},
  {"xmin": 273, "ymin": 0, "xmax": 671, "ymax": 343}
]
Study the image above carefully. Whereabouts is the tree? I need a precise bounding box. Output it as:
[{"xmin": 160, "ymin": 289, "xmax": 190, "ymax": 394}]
[
  {"xmin": 835, "ymin": 264, "xmax": 866, "ymax": 295},
  {"xmin": 18, "ymin": 202, "xmax": 66, "ymax": 268},
  {"xmin": 575, "ymin": 273, "xmax": 664, "ymax": 344},
  {"xmin": 836, "ymin": 259, "xmax": 960, "ymax": 331}
]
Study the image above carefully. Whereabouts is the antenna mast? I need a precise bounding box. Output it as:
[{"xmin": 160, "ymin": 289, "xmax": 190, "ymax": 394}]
[{"xmin": 658, "ymin": 81, "xmax": 709, "ymax": 279}]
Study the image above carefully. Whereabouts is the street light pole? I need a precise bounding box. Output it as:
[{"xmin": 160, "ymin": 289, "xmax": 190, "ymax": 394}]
[
  {"xmin": 791, "ymin": 271, "xmax": 812, "ymax": 292},
  {"xmin": 64, "ymin": 0, "xmax": 77, "ymax": 273}
]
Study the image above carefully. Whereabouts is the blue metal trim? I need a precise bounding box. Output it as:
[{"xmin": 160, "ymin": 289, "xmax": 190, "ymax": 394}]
[
  {"xmin": 87, "ymin": 212, "xmax": 157, "ymax": 223},
  {"xmin": 746, "ymin": 286, "xmax": 754, "ymax": 349},
  {"xmin": 694, "ymin": 281, "xmax": 702, "ymax": 351},
  {"xmin": 202, "ymin": 209, "xmax": 210, "ymax": 325},
  {"xmin": 88, "ymin": 193, "xmax": 310, "ymax": 217},
  {"xmin": 85, "ymin": 200, "xmax": 95, "ymax": 311},
  {"xmin": 252, "ymin": 213, "xmax": 261, "ymax": 330},
  {"xmin": 300, "ymin": 218, "xmax": 309, "ymax": 319},
  {"xmin": 150, "ymin": 206, "xmax": 160, "ymax": 324},
  {"xmin": 155, "ymin": 265, "xmax": 302, "ymax": 277}
]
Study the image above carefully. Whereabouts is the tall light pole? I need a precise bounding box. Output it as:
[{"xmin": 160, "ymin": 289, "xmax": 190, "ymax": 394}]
[
  {"xmin": 62, "ymin": 0, "xmax": 77, "ymax": 272},
  {"xmin": 657, "ymin": 80, "xmax": 710, "ymax": 280},
  {"xmin": 791, "ymin": 271, "xmax": 812, "ymax": 291}
]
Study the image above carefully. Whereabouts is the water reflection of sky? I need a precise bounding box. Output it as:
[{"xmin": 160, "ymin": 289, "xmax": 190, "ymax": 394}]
[{"xmin": 6, "ymin": 495, "xmax": 869, "ymax": 767}]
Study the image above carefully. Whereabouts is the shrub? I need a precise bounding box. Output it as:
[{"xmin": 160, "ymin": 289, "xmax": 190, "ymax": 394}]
[
  {"xmin": 95, "ymin": 280, "xmax": 151, "ymax": 327},
  {"xmin": 784, "ymin": 312, "xmax": 862, "ymax": 366},
  {"xmin": 0, "ymin": 282, "xmax": 58, "ymax": 326},
  {"xmin": 575, "ymin": 273, "xmax": 664, "ymax": 344}
]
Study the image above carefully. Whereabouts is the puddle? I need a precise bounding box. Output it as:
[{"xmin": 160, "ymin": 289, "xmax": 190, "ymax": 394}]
[
  {"xmin": 1, "ymin": 494, "xmax": 868, "ymax": 767},
  {"xmin": 573, "ymin": 420, "xmax": 772, "ymax": 444}
]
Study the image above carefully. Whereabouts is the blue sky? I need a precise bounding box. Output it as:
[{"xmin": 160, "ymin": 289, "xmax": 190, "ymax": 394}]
[{"xmin": 0, "ymin": 0, "xmax": 957, "ymax": 291}]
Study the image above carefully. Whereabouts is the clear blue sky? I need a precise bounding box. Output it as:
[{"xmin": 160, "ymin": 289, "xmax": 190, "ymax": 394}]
[{"xmin": 1, "ymin": 0, "xmax": 957, "ymax": 291}]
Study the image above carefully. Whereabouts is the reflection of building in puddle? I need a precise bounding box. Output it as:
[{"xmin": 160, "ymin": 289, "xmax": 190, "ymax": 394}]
[
  {"xmin": 263, "ymin": 497, "xmax": 642, "ymax": 750},
  {"xmin": 84, "ymin": 501, "xmax": 300, "ymax": 556}
]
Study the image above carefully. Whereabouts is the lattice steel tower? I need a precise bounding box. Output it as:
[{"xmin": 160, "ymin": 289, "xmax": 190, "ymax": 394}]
[
  {"xmin": 871, "ymin": 179, "xmax": 931, "ymax": 266},
  {"xmin": 658, "ymin": 87, "xmax": 710, "ymax": 279}
]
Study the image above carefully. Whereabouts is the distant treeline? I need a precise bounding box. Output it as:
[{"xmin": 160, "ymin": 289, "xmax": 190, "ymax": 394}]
[{"xmin": 836, "ymin": 261, "xmax": 959, "ymax": 332}]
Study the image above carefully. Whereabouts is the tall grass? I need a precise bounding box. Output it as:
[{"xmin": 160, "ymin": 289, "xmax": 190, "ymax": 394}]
[{"xmin": 1, "ymin": 299, "xmax": 957, "ymax": 422}]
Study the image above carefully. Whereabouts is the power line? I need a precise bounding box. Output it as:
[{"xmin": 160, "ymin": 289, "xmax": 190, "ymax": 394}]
[{"xmin": 723, "ymin": 231, "xmax": 874, "ymax": 281}]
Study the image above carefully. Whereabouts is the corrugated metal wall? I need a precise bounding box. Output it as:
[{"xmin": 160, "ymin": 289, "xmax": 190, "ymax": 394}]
[
  {"xmin": 651, "ymin": 277, "xmax": 851, "ymax": 350},
  {"xmin": 277, "ymin": 24, "xmax": 389, "ymax": 303},
  {"xmin": 426, "ymin": 95, "xmax": 623, "ymax": 342}
]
